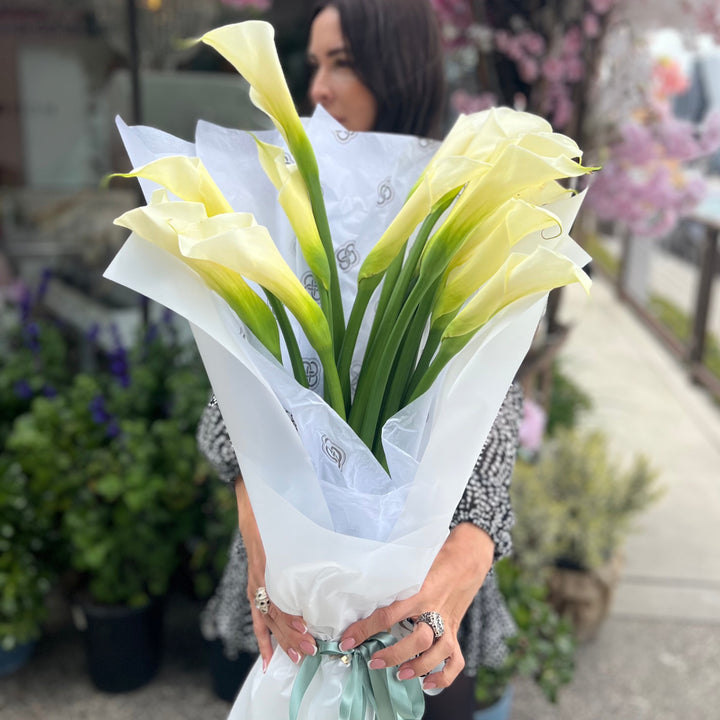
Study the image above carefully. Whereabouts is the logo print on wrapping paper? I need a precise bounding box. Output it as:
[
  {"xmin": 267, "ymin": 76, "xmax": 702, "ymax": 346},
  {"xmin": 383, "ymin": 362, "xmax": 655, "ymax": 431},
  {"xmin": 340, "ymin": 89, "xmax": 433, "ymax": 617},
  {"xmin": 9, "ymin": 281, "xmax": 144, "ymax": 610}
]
[
  {"xmin": 333, "ymin": 129, "xmax": 357, "ymax": 144},
  {"xmin": 302, "ymin": 272, "xmax": 321, "ymax": 302},
  {"xmin": 377, "ymin": 177, "xmax": 394, "ymax": 207},
  {"xmin": 303, "ymin": 358, "xmax": 321, "ymax": 390},
  {"xmin": 321, "ymin": 434, "xmax": 346, "ymax": 470},
  {"xmin": 336, "ymin": 242, "xmax": 359, "ymax": 272},
  {"xmin": 283, "ymin": 151, "xmax": 294, "ymax": 166}
]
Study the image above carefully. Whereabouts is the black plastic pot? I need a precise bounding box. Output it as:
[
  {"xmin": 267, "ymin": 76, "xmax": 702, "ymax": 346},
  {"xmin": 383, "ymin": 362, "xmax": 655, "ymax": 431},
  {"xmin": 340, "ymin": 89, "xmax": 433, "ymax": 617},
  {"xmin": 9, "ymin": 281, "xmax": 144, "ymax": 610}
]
[
  {"xmin": 74, "ymin": 598, "xmax": 164, "ymax": 693},
  {"xmin": 207, "ymin": 639, "xmax": 255, "ymax": 702}
]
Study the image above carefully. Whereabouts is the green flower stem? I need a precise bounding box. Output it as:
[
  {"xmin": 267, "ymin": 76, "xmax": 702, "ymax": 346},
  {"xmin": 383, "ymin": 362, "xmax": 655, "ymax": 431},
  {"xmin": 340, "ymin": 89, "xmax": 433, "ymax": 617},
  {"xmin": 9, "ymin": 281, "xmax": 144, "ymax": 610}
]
[
  {"xmin": 364, "ymin": 247, "xmax": 406, "ymax": 357},
  {"xmin": 318, "ymin": 348, "xmax": 346, "ymax": 421},
  {"xmin": 354, "ymin": 279, "xmax": 432, "ymax": 447},
  {"xmin": 336, "ymin": 277, "xmax": 381, "ymax": 412},
  {"xmin": 295, "ymin": 152, "xmax": 345, "ymax": 356},
  {"xmin": 405, "ymin": 312, "xmax": 455, "ymax": 402},
  {"xmin": 407, "ymin": 334, "xmax": 472, "ymax": 404},
  {"xmin": 265, "ymin": 292, "xmax": 308, "ymax": 388},
  {"xmin": 373, "ymin": 276, "xmax": 441, "ymax": 450}
]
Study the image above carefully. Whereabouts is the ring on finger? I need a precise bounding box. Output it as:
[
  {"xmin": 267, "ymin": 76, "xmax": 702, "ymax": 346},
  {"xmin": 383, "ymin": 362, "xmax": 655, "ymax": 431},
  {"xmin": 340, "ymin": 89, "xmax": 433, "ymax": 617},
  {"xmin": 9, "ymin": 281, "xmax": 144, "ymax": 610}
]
[
  {"xmin": 255, "ymin": 586, "xmax": 271, "ymax": 615},
  {"xmin": 417, "ymin": 611, "xmax": 445, "ymax": 641}
]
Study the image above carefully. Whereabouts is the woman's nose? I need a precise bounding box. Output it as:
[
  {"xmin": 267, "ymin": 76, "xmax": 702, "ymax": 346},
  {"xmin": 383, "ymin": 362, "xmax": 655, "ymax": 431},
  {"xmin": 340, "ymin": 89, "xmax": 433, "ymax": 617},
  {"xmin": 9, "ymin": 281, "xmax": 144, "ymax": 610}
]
[{"xmin": 309, "ymin": 67, "xmax": 331, "ymax": 107}]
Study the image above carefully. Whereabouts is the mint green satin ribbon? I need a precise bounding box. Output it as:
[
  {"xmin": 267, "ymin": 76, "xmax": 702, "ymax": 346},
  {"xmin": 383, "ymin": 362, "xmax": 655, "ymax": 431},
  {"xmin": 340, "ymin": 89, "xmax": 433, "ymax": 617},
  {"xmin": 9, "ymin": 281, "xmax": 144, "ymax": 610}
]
[{"xmin": 289, "ymin": 632, "xmax": 425, "ymax": 720}]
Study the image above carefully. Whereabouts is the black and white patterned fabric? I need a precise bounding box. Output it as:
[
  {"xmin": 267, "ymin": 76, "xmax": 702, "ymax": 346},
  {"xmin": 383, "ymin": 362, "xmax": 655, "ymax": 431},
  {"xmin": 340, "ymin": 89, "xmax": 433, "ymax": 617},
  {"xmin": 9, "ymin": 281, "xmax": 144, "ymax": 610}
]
[{"xmin": 196, "ymin": 384, "xmax": 522, "ymax": 673}]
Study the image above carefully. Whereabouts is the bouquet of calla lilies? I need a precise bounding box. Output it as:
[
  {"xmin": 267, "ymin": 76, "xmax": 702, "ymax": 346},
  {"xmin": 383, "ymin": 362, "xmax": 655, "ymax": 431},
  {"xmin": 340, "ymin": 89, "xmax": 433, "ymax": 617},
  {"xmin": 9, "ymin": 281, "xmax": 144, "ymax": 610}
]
[
  {"xmin": 105, "ymin": 20, "xmax": 592, "ymax": 720},
  {"xmin": 112, "ymin": 21, "xmax": 591, "ymax": 466}
]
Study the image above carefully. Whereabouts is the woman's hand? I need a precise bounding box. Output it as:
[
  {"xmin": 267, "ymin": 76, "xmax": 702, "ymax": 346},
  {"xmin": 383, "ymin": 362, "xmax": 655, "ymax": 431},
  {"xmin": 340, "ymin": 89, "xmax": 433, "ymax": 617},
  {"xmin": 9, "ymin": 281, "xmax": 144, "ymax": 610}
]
[
  {"xmin": 338, "ymin": 522, "xmax": 494, "ymax": 690},
  {"xmin": 235, "ymin": 479, "xmax": 317, "ymax": 670}
]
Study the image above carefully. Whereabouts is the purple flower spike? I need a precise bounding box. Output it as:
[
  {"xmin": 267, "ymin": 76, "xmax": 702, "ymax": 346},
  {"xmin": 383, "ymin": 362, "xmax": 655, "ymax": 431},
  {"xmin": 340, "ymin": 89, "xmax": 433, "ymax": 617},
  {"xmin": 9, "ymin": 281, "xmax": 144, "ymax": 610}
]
[{"xmin": 13, "ymin": 379, "xmax": 34, "ymax": 400}]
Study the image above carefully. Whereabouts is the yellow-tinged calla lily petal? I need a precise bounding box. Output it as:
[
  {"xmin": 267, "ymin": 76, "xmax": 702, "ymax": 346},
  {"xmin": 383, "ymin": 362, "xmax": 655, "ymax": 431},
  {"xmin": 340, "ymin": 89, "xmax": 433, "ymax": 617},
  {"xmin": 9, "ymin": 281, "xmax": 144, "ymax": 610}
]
[
  {"xmin": 358, "ymin": 156, "xmax": 490, "ymax": 282},
  {"xmin": 176, "ymin": 220, "xmax": 332, "ymax": 357},
  {"xmin": 444, "ymin": 247, "xmax": 592, "ymax": 340},
  {"xmin": 253, "ymin": 137, "xmax": 330, "ymax": 290},
  {"xmin": 200, "ymin": 22, "xmax": 306, "ymax": 152},
  {"xmin": 114, "ymin": 198, "xmax": 280, "ymax": 359},
  {"xmin": 114, "ymin": 156, "xmax": 233, "ymax": 217},
  {"xmin": 432, "ymin": 200, "xmax": 562, "ymax": 323}
]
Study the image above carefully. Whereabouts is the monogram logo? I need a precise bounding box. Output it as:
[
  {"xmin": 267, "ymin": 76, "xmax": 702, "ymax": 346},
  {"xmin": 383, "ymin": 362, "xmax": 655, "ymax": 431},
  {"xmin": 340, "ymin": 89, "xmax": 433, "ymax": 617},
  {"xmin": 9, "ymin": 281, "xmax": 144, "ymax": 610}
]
[
  {"xmin": 302, "ymin": 272, "xmax": 321, "ymax": 302},
  {"xmin": 333, "ymin": 129, "xmax": 357, "ymax": 144},
  {"xmin": 377, "ymin": 177, "xmax": 394, "ymax": 207},
  {"xmin": 283, "ymin": 151, "xmax": 294, "ymax": 166},
  {"xmin": 336, "ymin": 242, "xmax": 359, "ymax": 271},
  {"xmin": 303, "ymin": 358, "xmax": 320, "ymax": 389},
  {"xmin": 321, "ymin": 434, "xmax": 346, "ymax": 470}
]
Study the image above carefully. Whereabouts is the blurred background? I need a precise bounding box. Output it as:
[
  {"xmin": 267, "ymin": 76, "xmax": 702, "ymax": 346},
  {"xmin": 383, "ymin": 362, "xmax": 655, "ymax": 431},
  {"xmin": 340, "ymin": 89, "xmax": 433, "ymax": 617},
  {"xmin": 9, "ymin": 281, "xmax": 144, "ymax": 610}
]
[{"xmin": 1, "ymin": 1, "xmax": 719, "ymax": 719}]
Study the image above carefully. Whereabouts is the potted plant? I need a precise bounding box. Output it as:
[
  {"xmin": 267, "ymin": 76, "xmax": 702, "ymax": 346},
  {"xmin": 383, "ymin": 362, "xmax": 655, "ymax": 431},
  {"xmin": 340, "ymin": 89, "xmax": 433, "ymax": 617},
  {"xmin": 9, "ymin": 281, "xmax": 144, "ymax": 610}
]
[
  {"xmin": 6, "ymin": 320, "xmax": 211, "ymax": 691},
  {"xmin": 0, "ymin": 458, "xmax": 54, "ymax": 676},
  {"xmin": 474, "ymin": 559, "xmax": 576, "ymax": 720},
  {"xmin": 511, "ymin": 428, "xmax": 661, "ymax": 640}
]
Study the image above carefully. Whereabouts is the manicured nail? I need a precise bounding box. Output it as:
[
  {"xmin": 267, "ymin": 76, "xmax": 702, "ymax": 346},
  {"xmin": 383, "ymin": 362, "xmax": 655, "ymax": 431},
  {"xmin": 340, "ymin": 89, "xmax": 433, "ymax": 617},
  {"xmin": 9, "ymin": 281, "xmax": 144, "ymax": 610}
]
[
  {"xmin": 262, "ymin": 657, "xmax": 269, "ymax": 674},
  {"xmin": 368, "ymin": 659, "xmax": 386, "ymax": 670},
  {"xmin": 300, "ymin": 640, "xmax": 317, "ymax": 656},
  {"xmin": 423, "ymin": 680, "xmax": 437, "ymax": 690},
  {"xmin": 292, "ymin": 619, "xmax": 308, "ymax": 634},
  {"xmin": 397, "ymin": 668, "xmax": 415, "ymax": 681},
  {"xmin": 339, "ymin": 637, "xmax": 356, "ymax": 652},
  {"xmin": 288, "ymin": 648, "xmax": 302, "ymax": 664}
]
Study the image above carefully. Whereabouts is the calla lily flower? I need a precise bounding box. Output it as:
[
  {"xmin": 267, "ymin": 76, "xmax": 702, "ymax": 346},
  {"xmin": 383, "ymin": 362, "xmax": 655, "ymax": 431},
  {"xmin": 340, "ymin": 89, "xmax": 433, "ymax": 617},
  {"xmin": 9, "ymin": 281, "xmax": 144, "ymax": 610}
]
[
  {"xmin": 432, "ymin": 199, "xmax": 562, "ymax": 325},
  {"xmin": 253, "ymin": 137, "xmax": 330, "ymax": 291},
  {"xmin": 114, "ymin": 192, "xmax": 281, "ymax": 360},
  {"xmin": 112, "ymin": 156, "xmax": 233, "ymax": 217},
  {"xmin": 200, "ymin": 22, "xmax": 307, "ymax": 158},
  {"xmin": 408, "ymin": 247, "xmax": 591, "ymax": 402},
  {"xmin": 175, "ymin": 215, "xmax": 345, "ymax": 417}
]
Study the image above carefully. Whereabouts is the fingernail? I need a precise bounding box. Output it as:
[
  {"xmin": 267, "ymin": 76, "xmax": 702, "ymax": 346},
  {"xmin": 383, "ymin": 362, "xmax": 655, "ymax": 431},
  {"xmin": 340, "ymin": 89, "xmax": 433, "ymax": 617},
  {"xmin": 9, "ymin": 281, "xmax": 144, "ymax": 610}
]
[
  {"xmin": 292, "ymin": 619, "xmax": 308, "ymax": 634},
  {"xmin": 300, "ymin": 640, "xmax": 317, "ymax": 656},
  {"xmin": 368, "ymin": 659, "xmax": 386, "ymax": 670},
  {"xmin": 397, "ymin": 668, "xmax": 415, "ymax": 681},
  {"xmin": 262, "ymin": 658, "xmax": 269, "ymax": 674},
  {"xmin": 339, "ymin": 637, "xmax": 356, "ymax": 652},
  {"xmin": 288, "ymin": 648, "xmax": 302, "ymax": 664},
  {"xmin": 423, "ymin": 680, "xmax": 437, "ymax": 690}
]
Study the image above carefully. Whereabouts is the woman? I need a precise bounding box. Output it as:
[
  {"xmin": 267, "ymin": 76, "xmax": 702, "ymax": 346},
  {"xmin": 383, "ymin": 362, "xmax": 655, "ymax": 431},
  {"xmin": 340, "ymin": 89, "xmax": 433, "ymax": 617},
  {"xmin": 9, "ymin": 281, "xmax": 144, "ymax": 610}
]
[{"xmin": 198, "ymin": 0, "xmax": 520, "ymax": 713}]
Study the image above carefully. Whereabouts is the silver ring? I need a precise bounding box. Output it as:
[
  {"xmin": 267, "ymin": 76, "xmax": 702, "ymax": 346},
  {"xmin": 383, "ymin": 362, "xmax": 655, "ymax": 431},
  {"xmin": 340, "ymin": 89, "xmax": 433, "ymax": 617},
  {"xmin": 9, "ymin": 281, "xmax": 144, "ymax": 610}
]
[
  {"xmin": 254, "ymin": 586, "xmax": 270, "ymax": 615},
  {"xmin": 417, "ymin": 611, "xmax": 444, "ymax": 640}
]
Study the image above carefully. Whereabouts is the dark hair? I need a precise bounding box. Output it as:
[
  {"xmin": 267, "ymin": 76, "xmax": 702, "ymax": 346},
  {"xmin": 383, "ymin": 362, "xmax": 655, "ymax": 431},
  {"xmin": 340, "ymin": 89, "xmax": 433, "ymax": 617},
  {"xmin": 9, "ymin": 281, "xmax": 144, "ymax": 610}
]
[{"xmin": 310, "ymin": 0, "xmax": 446, "ymax": 139}]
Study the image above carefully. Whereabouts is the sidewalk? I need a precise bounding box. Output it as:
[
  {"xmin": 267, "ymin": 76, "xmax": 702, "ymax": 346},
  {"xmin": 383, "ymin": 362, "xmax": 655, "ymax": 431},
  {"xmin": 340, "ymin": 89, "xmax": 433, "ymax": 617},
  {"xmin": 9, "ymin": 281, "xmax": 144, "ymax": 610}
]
[
  {"xmin": 2, "ymin": 276, "xmax": 719, "ymax": 720},
  {"xmin": 511, "ymin": 274, "xmax": 720, "ymax": 719}
]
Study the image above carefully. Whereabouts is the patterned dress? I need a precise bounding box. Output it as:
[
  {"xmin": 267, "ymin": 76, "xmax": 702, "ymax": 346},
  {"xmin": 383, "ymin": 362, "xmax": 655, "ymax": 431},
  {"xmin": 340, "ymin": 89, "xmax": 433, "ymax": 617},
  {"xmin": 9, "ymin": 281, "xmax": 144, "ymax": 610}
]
[{"xmin": 196, "ymin": 384, "xmax": 522, "ymax": 674}]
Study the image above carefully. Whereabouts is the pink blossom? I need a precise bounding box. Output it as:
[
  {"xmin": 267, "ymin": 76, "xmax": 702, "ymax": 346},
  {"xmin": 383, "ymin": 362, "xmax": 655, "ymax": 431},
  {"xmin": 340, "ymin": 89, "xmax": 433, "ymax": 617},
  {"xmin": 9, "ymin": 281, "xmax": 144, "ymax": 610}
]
[
  {"xmin": 542, "ymin": 56, "xmax": 565, "ymax": 83},
  {"xmin": 652, "ymin": 57, "xmax": 689, "ymax": 100},
  {"xmin": 583, "ymin": 12, "xmax": 601, "ymax": 38},
  {"xmin": 699, "ymin": 110, "xmax": 720, "ymax": 154},
  {"xmin": 551, "ymin": 91, "xmax": 574, "ymax": 129},
  {"xmin": 565, "ymin": 56, "xmax": 585, "ymax": 83},
  {"xmin": 563, "ymin": 26, "xmax": 583, "ymax": 56},
  {"xmin": 451, "ymin": 89, "xmax": 497, "ymax": 114},
  {"xmin": 518, "ymin": 57, "xmax": 540, "ymax": 83},
  {"xmin": 517, "ymin": 30, "xmax": 546, "ymax": 57},
  {"xmin": 518, "ymin": 398, "xmax": 547, "ymax": 454},
  {"xmin": 590, "ymin": 0, "xmax": 616, "ymax": 15}
]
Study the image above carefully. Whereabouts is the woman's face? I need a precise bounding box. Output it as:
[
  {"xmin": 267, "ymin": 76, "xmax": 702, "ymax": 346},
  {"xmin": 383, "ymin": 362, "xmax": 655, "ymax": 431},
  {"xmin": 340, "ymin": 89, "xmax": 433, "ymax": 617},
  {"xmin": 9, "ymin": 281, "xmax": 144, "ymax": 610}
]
[{"xmin": 307, "ymin": 6, "xmax": 378, "ymax": 132}]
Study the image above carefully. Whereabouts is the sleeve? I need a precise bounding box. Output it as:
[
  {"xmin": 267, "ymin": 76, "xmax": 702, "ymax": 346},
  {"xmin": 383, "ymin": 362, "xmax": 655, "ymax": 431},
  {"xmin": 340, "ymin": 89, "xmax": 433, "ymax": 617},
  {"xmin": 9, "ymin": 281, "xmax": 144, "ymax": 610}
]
[
  {"xmin": 196, "ymin": 395, "xmax": 242, "ymax": 484},
  {"xmin": 449, "ymin": 382, "xmax": 523, "ymax": 561}
]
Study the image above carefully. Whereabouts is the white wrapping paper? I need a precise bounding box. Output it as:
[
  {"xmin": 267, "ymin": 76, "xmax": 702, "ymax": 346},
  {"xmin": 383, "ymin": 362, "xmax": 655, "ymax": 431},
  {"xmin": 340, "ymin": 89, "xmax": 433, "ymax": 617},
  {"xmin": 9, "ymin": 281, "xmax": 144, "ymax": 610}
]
[{"xmin": 104, "ymin": 108, "xmax": 590, "ymax": 719}]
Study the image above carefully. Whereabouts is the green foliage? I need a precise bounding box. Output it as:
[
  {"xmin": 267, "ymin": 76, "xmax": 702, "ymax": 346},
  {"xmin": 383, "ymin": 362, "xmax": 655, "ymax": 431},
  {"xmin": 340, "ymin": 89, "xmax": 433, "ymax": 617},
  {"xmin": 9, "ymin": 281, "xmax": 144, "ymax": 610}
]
[
  {"xmin": 5, "ymin": 321, "xmax": 212, "ymax": 608},
  {"xmin": 546, "ymin": 362, "xmax": 593, "ymax": 437},
  {"xmin": 511, "ymin": 428, "xmax": 662, "ymax": 573},
  {"xmin": 0, "ymin": 458, "xmax": 53, "ymax": 649},
  {"xmin": 475, "ymin": 559, "xmax": 576, "ymax": 708}
]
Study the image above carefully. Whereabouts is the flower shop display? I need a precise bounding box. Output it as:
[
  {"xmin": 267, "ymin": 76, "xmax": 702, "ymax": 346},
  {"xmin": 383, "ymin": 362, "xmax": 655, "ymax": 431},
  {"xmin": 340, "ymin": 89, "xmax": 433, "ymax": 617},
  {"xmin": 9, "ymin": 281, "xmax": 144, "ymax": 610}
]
[
  {"xmin": 473, "ymin": 559, "xmax": 575, "ymax": 719},
  {"xmin": 104, "ymin": 19, "xmax": 593, "ymax": 719},
  {"xmin": 511, "ymin": 428, "xmax": 661, "ymax": 640},
  {"xmin": 5, "ymin": 320, "xmax": 211, "ymax": 691}
]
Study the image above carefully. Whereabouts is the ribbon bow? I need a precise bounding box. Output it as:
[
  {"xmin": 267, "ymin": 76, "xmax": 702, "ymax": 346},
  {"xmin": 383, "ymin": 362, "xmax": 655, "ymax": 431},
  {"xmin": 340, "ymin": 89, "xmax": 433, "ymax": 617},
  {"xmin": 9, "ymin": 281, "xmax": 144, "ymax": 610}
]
[{"xmin": 289, "ymin": 632, "xmax": 425, "ymax": 720}]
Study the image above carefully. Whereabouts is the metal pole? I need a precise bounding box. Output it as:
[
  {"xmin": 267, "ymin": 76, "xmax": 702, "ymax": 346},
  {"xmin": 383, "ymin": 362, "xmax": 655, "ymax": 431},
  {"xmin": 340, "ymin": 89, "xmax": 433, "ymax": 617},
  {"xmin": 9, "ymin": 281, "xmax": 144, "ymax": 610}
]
[
  {"xmin": 127, "ymin": 0, "xmax": 142, "ymax": 125},
  {"xmin": 688, "ymin": 225, "xmax": 719, "ymax": 366}
]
